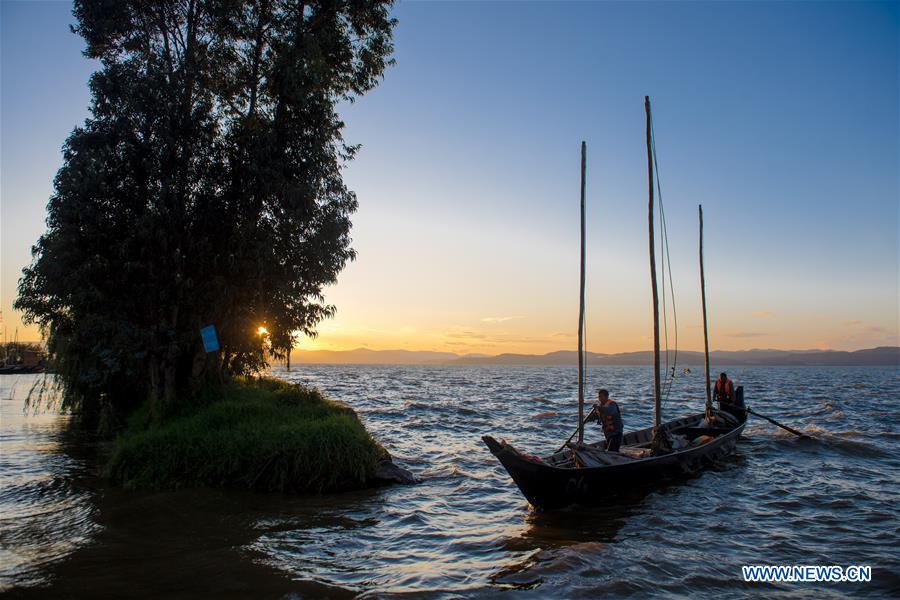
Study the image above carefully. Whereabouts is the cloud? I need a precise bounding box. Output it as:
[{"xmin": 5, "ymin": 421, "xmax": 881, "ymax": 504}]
[
  {"xmin": 725, "ymin": 331, "xmax": 768, "ymax": 338},
  {"xmin": 865, "ymin": 326, "xmax": 886, "ymax": 333},
  {"xmin": 842, "ymin": 320, "xmax": 862, "ymax": 326},
  {"xmin": 751, "ymin": 310, "xmax": 775, "ymax": 318},
  {"xmin": 441, "ymin": 328, "xmax": 550, "ymax": 346},
  {"xmin": 500, "ymin": 335, "xmax": 547, "ymax": 344},
  {"xmin": 481, "ymin": 316, "xmax": 523, "ymax": 323},
  {"xmin": 551, "ymin": 332, "xmax": 576, "ymax": 338},
  {"xmin": 446, "ymin": 330, "xmax": 487, "ymax": 340}
]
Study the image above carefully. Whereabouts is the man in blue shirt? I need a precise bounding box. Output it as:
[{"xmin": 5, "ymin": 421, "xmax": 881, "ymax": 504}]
[{"xmin": 594, "ymin": 389, "xmax": 623, "ymax": 452}]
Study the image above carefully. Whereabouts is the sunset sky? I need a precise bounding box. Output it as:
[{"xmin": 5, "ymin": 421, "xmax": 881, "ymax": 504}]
[{"xmin": 2, "ymin": 1, "xmax": 898, "ymax": 355}]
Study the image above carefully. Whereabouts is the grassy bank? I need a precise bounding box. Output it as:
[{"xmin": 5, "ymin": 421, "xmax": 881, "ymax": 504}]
[{"xmin": 105, "ymin": 378, "xmax": 386, "ymax": 493}]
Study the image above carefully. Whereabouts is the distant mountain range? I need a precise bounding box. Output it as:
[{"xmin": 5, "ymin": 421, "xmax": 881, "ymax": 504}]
[
  {"xmin": 288, "ymin": 348, "xmax": 463, "ymax": 364},
  {"xmin": 290, "ymin": 346, "xmax": 900, "ymax": 366}
]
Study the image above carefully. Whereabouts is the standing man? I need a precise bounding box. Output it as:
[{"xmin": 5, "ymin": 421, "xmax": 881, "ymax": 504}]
[
  {"xmin": 595, "ymin": 389, "xmax": 624, "ymax": 452},
  {"xmin": 714, "ymin": 372, "xmax": 744, "ymax": 421},
  {"xmin": 714, "ymin": 372, "xmax": 735, "ymax": 406}
]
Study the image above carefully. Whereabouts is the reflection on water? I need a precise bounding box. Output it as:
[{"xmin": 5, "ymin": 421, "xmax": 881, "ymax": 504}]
[
  {"xmin": 1, "ymin": 366, "xmax": 899, "ymax": 598},
  {"xmin": 0, "ymin": 375, "xmax": 98, "ymax": 590}
]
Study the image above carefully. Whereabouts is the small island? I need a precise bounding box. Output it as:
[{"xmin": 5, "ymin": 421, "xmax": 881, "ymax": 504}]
[
  {"xmin": 106, "ymin": 377, "xmax": 412, "ymax": 492},
  {"xmin": 12, "ymin": 0, "xmax": 403, "ymax": 493}
]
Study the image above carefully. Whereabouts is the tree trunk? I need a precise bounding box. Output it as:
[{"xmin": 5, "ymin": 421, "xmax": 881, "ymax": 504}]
[
  {"xmin": 147, "ymin": 353, "xmax": 164, "ymax": 424},
  {"xmin": 190, "ymin": 344, "xmax": 212, "ymax": 389},
  {"xmin": 167, "ymin": 302, "xmax": 181, "ymax": 399},
  {"xmin": 163, "ymin": 358, "xmax": 177, "ymax": 406}
]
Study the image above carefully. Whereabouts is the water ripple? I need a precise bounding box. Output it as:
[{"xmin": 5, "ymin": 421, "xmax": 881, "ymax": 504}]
[{"xmin": 1, "ymin": 366, "xmax": 898, "ymax": 598}]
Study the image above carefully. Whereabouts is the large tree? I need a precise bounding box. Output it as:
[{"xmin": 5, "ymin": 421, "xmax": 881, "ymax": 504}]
[{"xmin": 16, "ymin": 0, "xmax": 395, "ymax": 425}]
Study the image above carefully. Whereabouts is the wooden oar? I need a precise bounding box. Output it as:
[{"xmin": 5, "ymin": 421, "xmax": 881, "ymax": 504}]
[
  {"xmin": 721, "ymin": 402, "xmax": 811, "ymax": 439},
  {"xmin": 557, "ymin": 406, "xmax": 597, "ymax": 453},
  {"xmin": 746, "ymin": 407, "xmax": 811, "ymax": 439}
]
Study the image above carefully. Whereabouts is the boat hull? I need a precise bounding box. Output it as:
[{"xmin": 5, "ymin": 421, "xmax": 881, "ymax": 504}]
[{"xmin": 484, "ymin": 412, "xmax": 745, "ymax": 510}]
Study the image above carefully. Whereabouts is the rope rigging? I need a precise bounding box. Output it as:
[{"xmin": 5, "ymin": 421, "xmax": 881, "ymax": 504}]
[{"xmin": 648, "ymin": 114, "xmax": 679, "ymax": 405}]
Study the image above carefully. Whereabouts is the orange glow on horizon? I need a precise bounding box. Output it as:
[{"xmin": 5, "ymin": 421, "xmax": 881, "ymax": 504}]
[{"xmin": 288, "ymin": 312, "xmax": 899, "ymax": 356}]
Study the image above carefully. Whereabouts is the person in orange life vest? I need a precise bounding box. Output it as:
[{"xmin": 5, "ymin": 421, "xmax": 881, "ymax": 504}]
[
  {"xmin": 713, "ymin": 372, "xmax": 735, "ymax": 406},
  {"xmin": 592, "ymin": 389, "xmax": 623, "ymax": 452}
]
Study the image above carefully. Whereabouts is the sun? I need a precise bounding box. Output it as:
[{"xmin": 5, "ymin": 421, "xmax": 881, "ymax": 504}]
[{"xmin": 257, "ymin": 326, "xmax": 269, "ymax": 336}]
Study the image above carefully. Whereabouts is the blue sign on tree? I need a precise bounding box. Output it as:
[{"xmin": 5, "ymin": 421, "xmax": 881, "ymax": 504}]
[{"xmin": 200, "ymin": 325, "xmax": 220, "ymax": 353}]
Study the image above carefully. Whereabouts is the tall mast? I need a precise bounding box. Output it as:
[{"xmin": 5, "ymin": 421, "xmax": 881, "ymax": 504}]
[
  {"xmin": 699, "ymin": 205, "xmax": 713, "ymax": 419},
  {"xmin": 645, "ymin": 97, "xmax": 661, "ymax": 436},
  {"xmin": 577, "ymin": 141, "xmax": 587, "ymax": 442}
]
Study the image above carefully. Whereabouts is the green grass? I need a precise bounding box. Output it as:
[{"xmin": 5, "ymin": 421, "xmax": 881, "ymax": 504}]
[{"xmin": 105, "ymin": 378, "xmax": 386, "ymax": 493}]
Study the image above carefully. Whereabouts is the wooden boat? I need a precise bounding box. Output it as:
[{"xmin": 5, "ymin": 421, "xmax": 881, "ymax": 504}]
[
  {"xmin": 483, "ymin": 97, "xmax": 747, "ymax": 510},
  {"xmin": 484, "ymin": 405, "xmax": 746, "ymax": 510}
]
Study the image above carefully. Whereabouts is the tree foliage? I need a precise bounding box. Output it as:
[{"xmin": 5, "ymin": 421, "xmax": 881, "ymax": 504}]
[{"xmin": 16, "ymin": 0, "xmax": 395, "ymax": 425}]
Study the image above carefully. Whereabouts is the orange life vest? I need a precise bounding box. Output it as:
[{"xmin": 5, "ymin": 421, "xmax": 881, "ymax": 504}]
[{"xmin": 715, "ymin": 378, "xmax": 734, "ymax": 401}]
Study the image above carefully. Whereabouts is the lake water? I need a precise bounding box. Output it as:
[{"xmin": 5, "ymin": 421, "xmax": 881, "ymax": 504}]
[{"xmin": 1, "ymin": 366, "xmax": 898, "ymax": 598}]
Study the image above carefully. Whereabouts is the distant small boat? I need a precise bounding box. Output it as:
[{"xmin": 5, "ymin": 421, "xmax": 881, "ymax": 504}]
[{"xmin": 483, "ymin": 97, "xmax": 747, "ymax": 510}]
